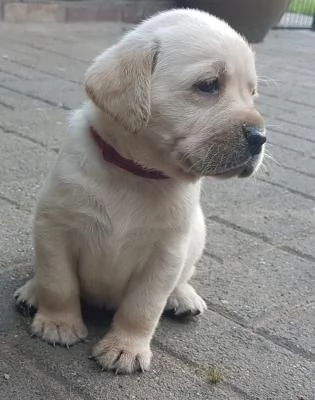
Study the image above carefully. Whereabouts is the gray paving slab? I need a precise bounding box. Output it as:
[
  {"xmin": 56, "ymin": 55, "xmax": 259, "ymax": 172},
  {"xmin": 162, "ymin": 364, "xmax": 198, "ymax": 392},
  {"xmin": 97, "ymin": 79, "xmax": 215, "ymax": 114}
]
[
  {"xmin": 0, "ymin": 343, "xmax": 85, "ymax": 400},
  {"xmin": 202, "ymin": 179, "xmax": 315, "ymax": 247},
  {"xmin": 155, "ymin": 314, "xmax": 315, "ymax": 400},
  {"xmin": 261, "ymin": 168, "xmax": 315, "ymax": 200},
  {"xmin": 0, "ymin": 22, "xmax": 314, "ymax": 400},
  {"xmin": 0, "ymin": 86, "xmax": 53, "ymax": 113},
  {"xmin": 0, "ymin": 200, "xmax": 32, "ymax": 270},
  {"xmin": 203, "ymin": 218, "xmax": 269, "ymax": 261},
  {"xmin": 282, "ymin": 233, "xmax": 315, "ymax": 260},
  {"xmin": 0, "ymin": 177, "xmax": 41, "ymax": 213},
  {"xmin": 0, "ymin": 337, "xmax": 236, "ymax": 400},
  {"xmin": 256, "ymin": 302, "xmax": 315, "ymax": 357},
  {"xmin": 0, "ymin": 45, "xmax": 87, "ymax": 82},
  {"xmin": 268, "ymin": 130, "xmax": 315, "ymax": 159},
  {"xmin": 270, "ymin": 118, "xmax": 315, "ymax": 144},
  {"xmin": 261, "ymin": 106, "xmax": 315, "ymax": 132},
  {"xmin": 1, "ymin": 120, "xmax": 65, "ymax": 154},
  {"xmin": 1, "ymin": 128, "xmax": 56, "ymax": 183},
  {"xmin": 195, "ymin": 249, "xmax": 315, "ymax": 327},
  {"xmin": 0, "ymin": 63, "xmax": 47, "ymax": 83},
  {"xmin": 3, "ymin": 78, "xmax": 83, "ymax": 110}
]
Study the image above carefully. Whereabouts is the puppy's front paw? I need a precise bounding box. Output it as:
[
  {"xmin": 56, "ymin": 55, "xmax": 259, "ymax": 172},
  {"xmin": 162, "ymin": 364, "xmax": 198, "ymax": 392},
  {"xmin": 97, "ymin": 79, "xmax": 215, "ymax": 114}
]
[
  {"xmin": 166, "ymin": 283, "xmax": 207, "ymax": 318},
  {"xmin": 92, "ymin": 333, "xmax": 152, "ymax": 374},
  {"xmin": 31, "ymin": 312, "xmax": 88, "ymax": 347}
]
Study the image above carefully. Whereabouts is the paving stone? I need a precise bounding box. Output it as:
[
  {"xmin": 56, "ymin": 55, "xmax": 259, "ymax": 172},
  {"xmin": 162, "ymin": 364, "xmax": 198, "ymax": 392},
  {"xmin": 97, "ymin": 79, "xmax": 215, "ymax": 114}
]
[
  {"xmin": 281, "ymin": 233, "xmax": 315, "ymax": 260},
  {"xmin": 194, "ymin": 249, "xmax": 315, "ymax": 326},
  {"xmin": 204, "ymin": 218, "xmax": 269, "ymax": 261},
  {"xmin": 0, "ymin": 63, "xmax": 46, "ymax": 82},
  {"xmin": 0, "ymin": 200, "xmax": 32, "ymax": 271},
  {"xmin": 256, "ymin": 303, "xmax": 315, "ymax": 358},
  {"xmin": 0, "ymin": 127, "xmax": 55, "ymax": 183},
  {"xmin": 155, "ymin": 313, "xmax": 315, "ymax": 400},
  {"xmin": 0, "ymin": 47, "xmax": 87, "ymax": 85},
  {"xmin": 262, "ymin": 166, "xmax": 315, "ymax": 200},
  {"xmin": 0, "ymin": 86, "xmax": 53, "ymax": 113},
  {"xmin": 1, "ymin": 335, "xmax": 237, "ymax": 400},
  {"xmin": 259, "ymin": 101, "xmax": 315, "ymax": 132},
  {"xmin": 0, "ymin": 107, "xmax": 67, "ymax": 152},
  {"xmin": 2, "ymin": 78, "xmax": 84, "ymax": 110},
  {"xmin": 268, "ymin": 129, "xmax": 315, "ymax": 158},
  {"xmin": 0, "ymin": 178, "xmax": 42, "ymax": 213},
  {"xmin": 202, "ymin": 179, "xmax": 315, "ymax": 246},
  {"xmin": 0, "ymin": 342, "xmax": 84, "ymax": 400}
]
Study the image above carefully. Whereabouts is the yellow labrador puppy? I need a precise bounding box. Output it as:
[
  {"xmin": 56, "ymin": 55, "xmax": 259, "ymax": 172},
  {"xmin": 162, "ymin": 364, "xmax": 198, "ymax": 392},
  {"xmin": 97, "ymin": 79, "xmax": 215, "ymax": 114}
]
[{"xmin": 15, "ymin": 9, "xmax": 265, "ymax": 374}]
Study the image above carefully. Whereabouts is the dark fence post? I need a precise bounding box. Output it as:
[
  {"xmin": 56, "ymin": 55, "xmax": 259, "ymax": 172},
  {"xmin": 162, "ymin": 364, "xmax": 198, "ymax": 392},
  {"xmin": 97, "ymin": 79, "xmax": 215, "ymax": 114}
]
[{"xmin": 312, "ymin": 13, "xmax": 315, "ymax": 30}]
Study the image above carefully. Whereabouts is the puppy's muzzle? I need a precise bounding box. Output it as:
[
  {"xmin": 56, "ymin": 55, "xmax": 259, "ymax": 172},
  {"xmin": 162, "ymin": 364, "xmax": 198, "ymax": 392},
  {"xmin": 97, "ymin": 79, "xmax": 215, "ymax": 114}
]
[{"xmin": 243, "ymin": 125, "xmax": 266, "ymax": 156}]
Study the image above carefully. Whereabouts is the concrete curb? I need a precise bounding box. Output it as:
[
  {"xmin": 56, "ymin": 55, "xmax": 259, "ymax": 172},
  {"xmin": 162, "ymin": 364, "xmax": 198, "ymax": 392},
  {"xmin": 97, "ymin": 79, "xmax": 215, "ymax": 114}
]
[{"xmin": 1, "ymin": 0, "xmax": 174, "ymax": 23}]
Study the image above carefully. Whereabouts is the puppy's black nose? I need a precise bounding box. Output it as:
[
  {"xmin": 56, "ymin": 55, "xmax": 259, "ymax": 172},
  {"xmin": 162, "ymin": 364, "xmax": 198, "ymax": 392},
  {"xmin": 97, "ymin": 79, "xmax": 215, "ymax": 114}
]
[{"xmin": 243, "ymin": 126, "xmax": 266, "ymax": 155}]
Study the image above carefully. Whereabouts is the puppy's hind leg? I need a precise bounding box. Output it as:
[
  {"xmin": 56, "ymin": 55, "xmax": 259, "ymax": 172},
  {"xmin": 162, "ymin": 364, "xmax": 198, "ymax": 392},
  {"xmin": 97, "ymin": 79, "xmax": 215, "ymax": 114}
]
[
  {"xmin": 14, "ymin": 278, "xmax": 38, "ymax": 317},
  {"xmin": 166, "ymin": 281, "xmax": 207, "ymax": 317}
]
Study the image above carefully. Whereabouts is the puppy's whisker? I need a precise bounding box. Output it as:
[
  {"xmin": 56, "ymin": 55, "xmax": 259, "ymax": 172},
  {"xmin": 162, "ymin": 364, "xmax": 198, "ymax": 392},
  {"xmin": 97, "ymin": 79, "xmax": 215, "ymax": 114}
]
[
  {"xmin": 257, "ymin": 76, "xmax": 280, "ymax": 89},
  {"xmin": 259, "ymin": 162, "xmax": 268, "ymax": 173},
  {"xmin": 264, "ymin": 152, "xmax": 281, "ymax": 166},
  {"xmin": 202, "ymin": 143, "xmax": 216, "ymax": 174},
  {"xmin": 257, "ymin": 74, "xmax": 280, "ymax": 82},
  {"xmin": 179, "ymin": 149, "xmax": 204, "ymax": 174},
  {"xmin": 187, "ymin": 143, "xmax": 216, "ymax": 175},
  {"xmin": 265, "ymin": 124, "xmax": 282, "ymax": 128}
]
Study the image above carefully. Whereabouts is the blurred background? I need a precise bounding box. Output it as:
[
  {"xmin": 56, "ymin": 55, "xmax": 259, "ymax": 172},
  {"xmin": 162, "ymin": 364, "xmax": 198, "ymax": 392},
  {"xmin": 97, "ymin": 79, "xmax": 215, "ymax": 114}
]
[{"xmin": 1, "ymin": 0, "xmax": 315, "ymax": 41}]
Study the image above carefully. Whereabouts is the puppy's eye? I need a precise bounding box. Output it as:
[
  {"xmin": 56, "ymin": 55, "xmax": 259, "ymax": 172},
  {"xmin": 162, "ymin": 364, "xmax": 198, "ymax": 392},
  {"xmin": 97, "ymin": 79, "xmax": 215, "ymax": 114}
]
[{"xmin": 195, "ymin": 79, "xmax": 220, "ymax": 95}]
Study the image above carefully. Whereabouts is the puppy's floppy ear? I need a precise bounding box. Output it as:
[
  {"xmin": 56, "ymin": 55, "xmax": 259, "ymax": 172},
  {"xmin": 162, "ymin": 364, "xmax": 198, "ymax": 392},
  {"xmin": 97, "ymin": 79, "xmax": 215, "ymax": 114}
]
[{"xmin": 85, "ymin": 34, "xmax": 159, "ymax": 133}]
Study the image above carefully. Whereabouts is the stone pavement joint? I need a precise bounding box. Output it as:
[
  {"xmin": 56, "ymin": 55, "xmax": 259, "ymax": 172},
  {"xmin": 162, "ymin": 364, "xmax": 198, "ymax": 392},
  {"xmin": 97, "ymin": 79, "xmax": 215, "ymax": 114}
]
[
  {"xmin": 0, "ymin": 123, "xmax": 54, "ymax": 152},
  {"xmin": 258, "ymin": 177, "xmax": 315, "ymax": 202},
  {"xmin": 0, "ymin": 82, "xmax": 72, "ymax": 110},
  {"xmin": 208, "ymin": 214, "xmax": 315, "ymax": 263}
]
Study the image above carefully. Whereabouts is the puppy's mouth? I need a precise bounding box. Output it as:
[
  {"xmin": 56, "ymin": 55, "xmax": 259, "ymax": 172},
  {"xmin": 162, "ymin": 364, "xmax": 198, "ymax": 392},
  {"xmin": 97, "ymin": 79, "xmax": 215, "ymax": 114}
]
[
  {"xmin": 175, "ymin": 153, "xmax": 262, "ymax": 179},
  {"xmin": 212, "ymin": 158, "xmax": 257, "ymax": 179},
  {"xmin": 205, "ymin": 162, "xmax": 254, "ymax": 179}
]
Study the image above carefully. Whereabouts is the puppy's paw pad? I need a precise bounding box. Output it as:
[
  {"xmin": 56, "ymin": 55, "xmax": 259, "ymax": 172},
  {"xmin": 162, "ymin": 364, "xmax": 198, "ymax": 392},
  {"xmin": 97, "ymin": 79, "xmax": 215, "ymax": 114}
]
[
  {"xmin": 14, "ymin": 279, "xmax": 37, "ymax": 316},
  {"xmin": 166, "ymin": 284, "xmax": 207, "ymax": 318},
  {"xmin": 31, "ymin": 313, "xmax": 88, "ymax": 347},
  {"xmin": 92, "ymin": 335, "xmax": 151, "ymax": 374}
]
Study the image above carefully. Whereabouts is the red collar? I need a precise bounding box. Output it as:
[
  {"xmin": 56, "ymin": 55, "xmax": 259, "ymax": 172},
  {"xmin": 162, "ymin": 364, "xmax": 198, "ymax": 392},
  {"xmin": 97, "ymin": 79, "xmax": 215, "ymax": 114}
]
[{"xmin": 90, "ymin": 126, "xmax": 169, "ymax": 180}]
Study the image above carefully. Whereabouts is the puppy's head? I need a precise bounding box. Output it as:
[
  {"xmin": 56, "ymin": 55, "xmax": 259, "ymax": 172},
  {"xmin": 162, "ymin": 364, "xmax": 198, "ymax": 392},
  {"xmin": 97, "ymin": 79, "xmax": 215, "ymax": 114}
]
[{"xmin": 85, "ymin": 9, "xmax": 265, "ymax": 180}]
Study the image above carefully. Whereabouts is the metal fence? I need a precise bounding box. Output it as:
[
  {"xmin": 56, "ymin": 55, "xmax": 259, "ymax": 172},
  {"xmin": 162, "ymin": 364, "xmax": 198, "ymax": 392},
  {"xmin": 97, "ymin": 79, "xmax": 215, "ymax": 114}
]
[{"xmin": 275, "ymin": 0, "xmax": 315, "ymax": 29}]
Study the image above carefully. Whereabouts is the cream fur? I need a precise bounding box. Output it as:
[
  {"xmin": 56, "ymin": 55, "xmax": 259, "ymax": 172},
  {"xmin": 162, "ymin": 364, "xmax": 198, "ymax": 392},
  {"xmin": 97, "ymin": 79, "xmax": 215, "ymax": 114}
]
[{"xmin": 15, "ymin": 9, "xmax": 264, "ymax": 374}]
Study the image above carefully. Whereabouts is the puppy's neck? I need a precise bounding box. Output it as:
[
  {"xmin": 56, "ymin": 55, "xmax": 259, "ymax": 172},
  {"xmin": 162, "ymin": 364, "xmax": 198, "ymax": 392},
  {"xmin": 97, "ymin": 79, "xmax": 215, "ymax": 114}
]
[
  {"xmin": 83, "ymin": 101, "xmax": 201, "ymax": 184},
  {"xmin": 86, "ymin": 103, "xmax": 130, "ymax": 155},
  {"xmin": 84, "ymin": 102, "xmax": 164, "ymax": 172}
]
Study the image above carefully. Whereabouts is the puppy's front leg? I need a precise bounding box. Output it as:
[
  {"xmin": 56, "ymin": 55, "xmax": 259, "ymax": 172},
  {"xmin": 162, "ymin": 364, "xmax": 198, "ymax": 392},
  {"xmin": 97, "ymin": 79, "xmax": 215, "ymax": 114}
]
[
  {"xmin": 16, "ymin": 216, "xmax": 88, "ymax": 346},
  {"xmin": 93, "ymin": 237, "xmax": 186, "ymax": 374}
]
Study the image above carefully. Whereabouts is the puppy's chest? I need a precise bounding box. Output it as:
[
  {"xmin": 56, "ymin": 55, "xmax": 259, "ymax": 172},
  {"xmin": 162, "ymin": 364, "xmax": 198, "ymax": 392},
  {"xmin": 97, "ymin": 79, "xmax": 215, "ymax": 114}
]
[
  {"xmin": 81, "ymin": 183, "xmax": 192, "ymax": 235},
  {"xmin": 77, "ymin": 184, "xmax": 192, "ymax": 260},
  {"xmin": 77, "ymin": 191, "xmax": 187, "ymax": 306}
]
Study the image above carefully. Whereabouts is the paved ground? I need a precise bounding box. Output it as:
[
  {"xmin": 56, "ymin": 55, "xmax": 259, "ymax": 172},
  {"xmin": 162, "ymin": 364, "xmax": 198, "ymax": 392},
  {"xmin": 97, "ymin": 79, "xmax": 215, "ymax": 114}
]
[{"xmin": 0, "ymin": 22, "xmax": 314, "ymax": 400}]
